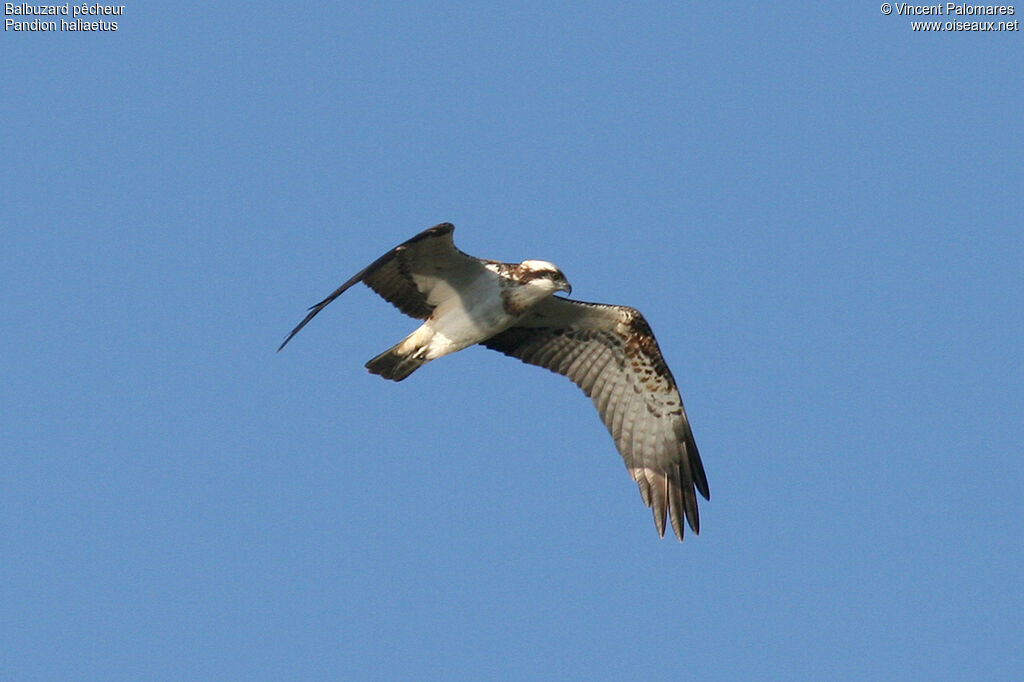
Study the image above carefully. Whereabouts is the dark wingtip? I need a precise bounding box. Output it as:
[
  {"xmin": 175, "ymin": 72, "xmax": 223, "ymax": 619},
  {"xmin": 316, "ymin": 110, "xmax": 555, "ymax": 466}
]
[
  {"xmin": 688, "ymin": 436, "xmax": 711, "ymax": 501},
  {"xmin": 277, "ymin": 329, "xmax": 299, "ymax": 353},
  {"xmin": 276, "ymin": 304, "xmax": 324, "ymax": 353},
  {"xmin": 684, "ymin": 489, "xmax": 700, "ymax": 536}
]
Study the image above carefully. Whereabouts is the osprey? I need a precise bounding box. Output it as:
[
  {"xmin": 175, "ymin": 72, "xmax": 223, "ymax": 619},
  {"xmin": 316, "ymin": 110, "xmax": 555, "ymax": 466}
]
[{"xmin": 279, "ymin": 223, "xmax": 709, "ymax": 540}]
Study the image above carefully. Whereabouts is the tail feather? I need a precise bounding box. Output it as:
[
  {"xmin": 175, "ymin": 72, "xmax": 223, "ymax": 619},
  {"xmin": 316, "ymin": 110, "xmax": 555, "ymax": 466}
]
[{"xmin": 365, "ymin": 343, "xmax": 426, "ymax": 381}]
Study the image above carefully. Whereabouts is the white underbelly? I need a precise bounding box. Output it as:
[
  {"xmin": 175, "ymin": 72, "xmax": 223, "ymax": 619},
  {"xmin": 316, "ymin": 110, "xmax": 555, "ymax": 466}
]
[
  {"xmin": 427, "ymin": 298, "xmax": 515, "ymax": 355},
  {"xmin": 407, "ymin": 269, "xmax": 531, "ymax": 361}
]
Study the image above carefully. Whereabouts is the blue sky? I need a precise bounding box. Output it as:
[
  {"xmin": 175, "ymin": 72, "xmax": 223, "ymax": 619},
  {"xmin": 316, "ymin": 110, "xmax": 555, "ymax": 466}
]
[{"xmin": 3, "ymin": 3, "xmax": 1022, "ymax": 679}]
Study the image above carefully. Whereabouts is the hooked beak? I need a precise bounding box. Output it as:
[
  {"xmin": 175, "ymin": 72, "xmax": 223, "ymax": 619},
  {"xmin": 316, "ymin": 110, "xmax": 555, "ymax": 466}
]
[{"xmin": 559, "ymin": 280, "xmax": 572, "ymax": 296}]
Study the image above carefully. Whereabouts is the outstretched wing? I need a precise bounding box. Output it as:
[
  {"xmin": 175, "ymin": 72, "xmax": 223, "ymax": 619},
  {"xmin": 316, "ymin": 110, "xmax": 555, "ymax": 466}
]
[
  {"xmin": 482, "ymin": 296, "xmax": 709, "ymax": 540},
  {"xmin": 278, "ymin": 223, "xmax": 484, "ymax": 351}
]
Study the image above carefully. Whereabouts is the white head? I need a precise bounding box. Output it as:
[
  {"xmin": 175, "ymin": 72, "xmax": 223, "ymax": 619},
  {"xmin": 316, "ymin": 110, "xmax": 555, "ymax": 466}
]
[{"xmin": 518, "ymin": 260, "xmax": 572, "ymax": 296}]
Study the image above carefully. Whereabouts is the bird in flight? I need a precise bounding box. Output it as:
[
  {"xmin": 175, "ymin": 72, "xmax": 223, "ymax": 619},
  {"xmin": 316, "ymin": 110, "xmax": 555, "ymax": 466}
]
[{"xmin": 279, "ymin": 223, "xmax": 709, "ymax": 540}]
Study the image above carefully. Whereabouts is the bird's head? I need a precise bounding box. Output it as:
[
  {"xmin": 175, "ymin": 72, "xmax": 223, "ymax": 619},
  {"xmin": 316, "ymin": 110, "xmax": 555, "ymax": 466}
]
[{"xmin": 519, "ymin": 260, "xmax": 572, "ymax": 296}]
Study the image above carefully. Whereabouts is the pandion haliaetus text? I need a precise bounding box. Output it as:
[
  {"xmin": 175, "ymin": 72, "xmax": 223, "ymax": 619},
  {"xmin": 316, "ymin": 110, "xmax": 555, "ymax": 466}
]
[{"xmin": 279, "ymin": 223, "xmax": 709, "ymax": 540}]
